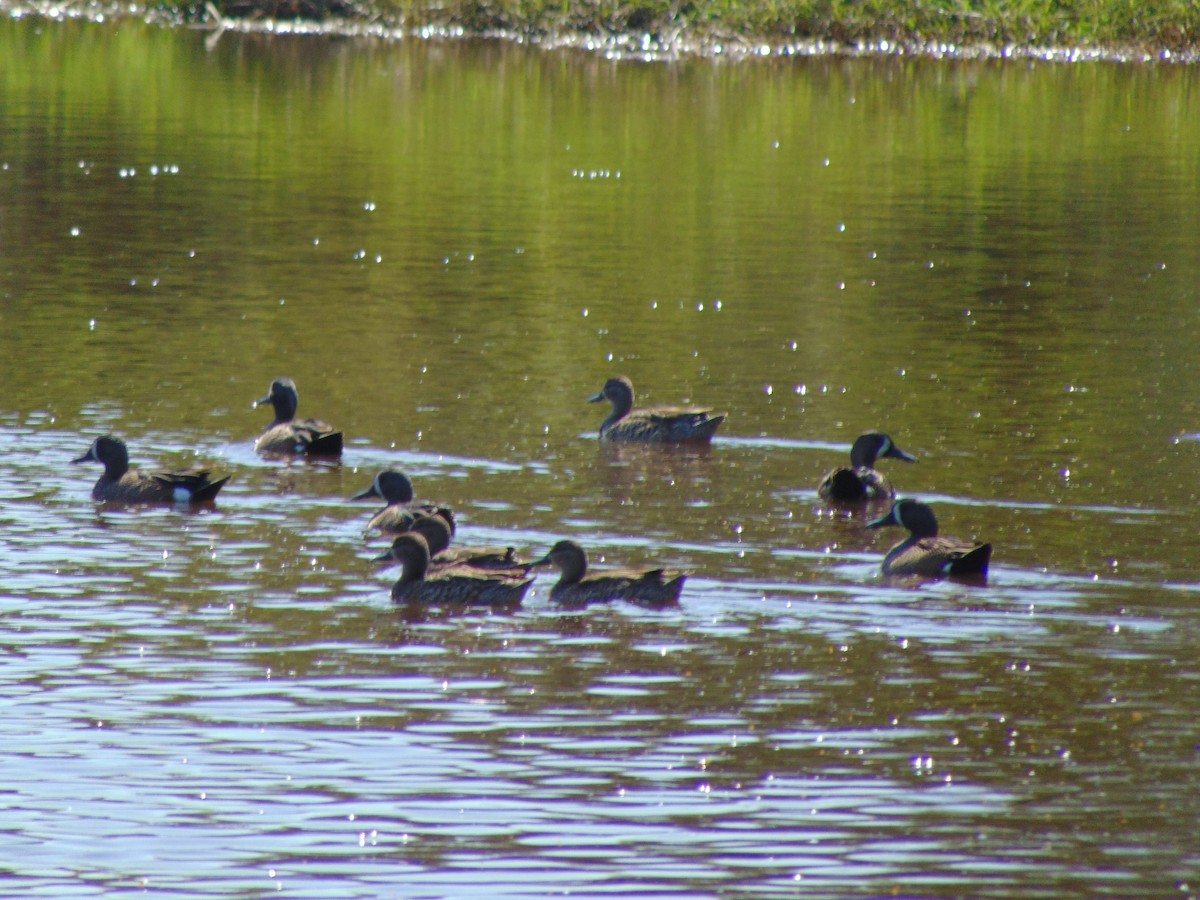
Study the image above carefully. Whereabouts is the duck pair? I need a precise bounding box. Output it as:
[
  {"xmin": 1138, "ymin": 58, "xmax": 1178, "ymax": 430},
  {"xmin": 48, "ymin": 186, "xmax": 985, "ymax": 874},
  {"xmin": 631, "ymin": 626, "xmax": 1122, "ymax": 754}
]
[
  {"xmin": 815, "ymin": 433, "xmax": 991, "ymax": 578},
  {"xmin": 73, "ymin": 376, "xmax": 342, "ymax": 505},
  {"xmin": 379, "ymin": 531, "xmax": 685, "ymax": 608}
]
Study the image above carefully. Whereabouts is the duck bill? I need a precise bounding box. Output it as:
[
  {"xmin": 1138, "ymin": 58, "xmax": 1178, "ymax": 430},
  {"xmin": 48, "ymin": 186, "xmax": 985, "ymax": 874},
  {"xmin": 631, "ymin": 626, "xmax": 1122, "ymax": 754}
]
[
  {"xmin": 887, "ymin": 446, "xmax": 918, "ymax": 463},
  {"xmin": 530, "ymin": 554, "xmax": 553, "ymax": 567},
  {"xmin": 586, "ymin": 392, "xmax": 605, "ymax": 404},
  {"xmin": 372, "ymin": 548, "xmax": 395, "ymax": 563},
  {"xmin": 253, "ymin": 393, "xmax": 272, "ymax": 408},
  {"xmin": 351, "ymin": 484, "xmax": 381, "ymax": 501},
  {"xmin": 866, "ymin": 512, "xmax": 893, "ymax": 529},
  {"xmin": 70, "ymin": 450, "xmax": 93, "ymax": 464}
]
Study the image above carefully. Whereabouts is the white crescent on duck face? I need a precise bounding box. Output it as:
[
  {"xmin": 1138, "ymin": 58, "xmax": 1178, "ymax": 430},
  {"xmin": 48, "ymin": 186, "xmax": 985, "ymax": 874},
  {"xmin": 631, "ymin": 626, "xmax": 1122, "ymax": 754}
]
[
  {"xmin": 868, "ymin": 499, "xmax": 991, "ymax": 579},
  {"xmin": 72, "ymin": 435, "xmax": 230, "ymax": 505},
  {"xmin": 817, "ymin": 432, "xmax": 916, "ymax": 503},
  {"xmin": 254, "ymin": 377, "xmax": 343, "ymax": 456}
]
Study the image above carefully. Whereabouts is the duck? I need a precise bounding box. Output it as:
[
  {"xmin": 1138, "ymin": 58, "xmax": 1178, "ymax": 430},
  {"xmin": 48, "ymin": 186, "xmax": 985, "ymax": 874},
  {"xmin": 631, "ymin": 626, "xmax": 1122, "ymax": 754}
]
[
  {"xmin": 352, "ymin": 469, "xmax": 443, "ymax": 535},
  {"xmin": 382, "ymin": 533, "xmax": 532, "ymax": 606},
  {"xmin": 867, "ymin": 498, "xmax": 992, "ymax": 578},
  {"xmin": 253, "ymin": 377, "xmax": 343, "ymax": 456},
  {"xmin": 72, "ymin": 435, "xmax": 230, "ymax": 504},
  {"xmin": 374, "ymin": 514, "xmax": 530, "ymax": 573},
  {"xmin": 588, "ymin": 375, "xmax": 725, "ymax": 443},
  {"xmin": 532, "ymin": 539, "xmax": 686, "ymax": 604},
  {"xmin": 817, "ymin": 432, "xmax": 917, "ymax": 502}
]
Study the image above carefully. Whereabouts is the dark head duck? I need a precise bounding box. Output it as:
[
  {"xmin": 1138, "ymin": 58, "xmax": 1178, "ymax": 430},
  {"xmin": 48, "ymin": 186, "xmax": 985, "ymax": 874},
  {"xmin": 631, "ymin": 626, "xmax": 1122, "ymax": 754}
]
[
  {"xmin": 352, "ymin": 468, "xmax": 442, "ymax": 534},
  {"xmin": 532, "ymin": 539, "xmax": 686, "ymax": 605},
  {"xmin": 375, "ymin": 514, "xmax": 530, "ymax": 573},
  {"xmin": 588, "ymin": 375, "xmax": 725, "ymax": 443},
  {"xmin": 818, "ymin": 432, "xmax": 917, "ymax": 503},
  {"xmin": 382, "ymin": 532, "xmax": 532, "ymax": 607},
  {"xmin": 867, "ymin": 498, "xmax": 991, "ymax": 579},
  {"xmin": 72, "ymin": 435, "xmax": 230, "ymax": 505},
  {"xmin": 254, "ymin": 377, "xmax": 343, "ymax": 457}
]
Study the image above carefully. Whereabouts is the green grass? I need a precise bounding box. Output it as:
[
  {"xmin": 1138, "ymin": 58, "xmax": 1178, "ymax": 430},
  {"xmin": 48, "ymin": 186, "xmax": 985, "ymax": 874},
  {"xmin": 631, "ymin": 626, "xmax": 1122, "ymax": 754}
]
[{"xmin": 188, "ymin": 0, "xmax": 1199, "ymax": 53}]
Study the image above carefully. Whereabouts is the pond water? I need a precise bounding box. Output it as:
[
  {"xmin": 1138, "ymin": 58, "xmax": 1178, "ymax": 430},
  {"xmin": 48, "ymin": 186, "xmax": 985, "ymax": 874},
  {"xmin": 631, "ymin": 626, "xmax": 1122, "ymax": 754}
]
[{"xmin": 2, "ymin": 14, "xmax": 1200, "ymax": 897}]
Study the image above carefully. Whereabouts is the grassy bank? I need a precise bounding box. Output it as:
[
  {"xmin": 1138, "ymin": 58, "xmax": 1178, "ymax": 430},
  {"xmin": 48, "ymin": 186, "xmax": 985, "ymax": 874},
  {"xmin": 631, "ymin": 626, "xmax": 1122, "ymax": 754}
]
[{"xmin": 190, "ymin": 0, "xmax": 1197, "ymax": 56}]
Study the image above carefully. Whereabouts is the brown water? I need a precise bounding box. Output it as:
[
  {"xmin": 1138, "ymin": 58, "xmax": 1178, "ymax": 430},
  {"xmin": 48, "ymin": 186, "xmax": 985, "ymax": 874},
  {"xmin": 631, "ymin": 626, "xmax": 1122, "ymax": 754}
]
[{"xmin": 2, "ymin": 15, "xmax": 1200, "ymax": 897}]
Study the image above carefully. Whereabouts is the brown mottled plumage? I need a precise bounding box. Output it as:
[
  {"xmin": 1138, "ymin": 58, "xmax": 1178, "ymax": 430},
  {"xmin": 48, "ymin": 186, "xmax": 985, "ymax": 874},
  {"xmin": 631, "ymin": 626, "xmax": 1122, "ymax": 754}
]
[
  {"xmin": 72, "ymin": 435, "xmax": 229, "ymax": 504},
  {"xmin": 817, "ymin": 432, "xmax": 917, "ymax": 503},
  {"xmin": 352, "ymin": 469, "xmax": 444, "ymax": 535},
  {"xmin": 588, "ymin": 376, "xmax": 724, "ymax": 443},
  {"xmin": 382, "ymin": 533, "xmax": 532, "ymax": 606},
  {"xmin": 532, "ymin": 539, "xmax": 686, "ymax": 605},
  {"xmin": 375, "ymin": 514, "xmax": 531, "ymax": 574},
  {"xmin": 867, "ymin": 499, "xmax": 991, "ymax": 578},
  {"xmin": 254, "ymin": 377, "xmax": 343, "ymax": 457}
]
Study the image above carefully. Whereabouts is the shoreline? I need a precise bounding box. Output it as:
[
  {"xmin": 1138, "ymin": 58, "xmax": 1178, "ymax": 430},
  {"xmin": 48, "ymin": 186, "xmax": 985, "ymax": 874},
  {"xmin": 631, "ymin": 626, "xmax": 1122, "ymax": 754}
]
[{"xmin": 2, "ymin": 0, "xmax": 1195, "ymax": 63}]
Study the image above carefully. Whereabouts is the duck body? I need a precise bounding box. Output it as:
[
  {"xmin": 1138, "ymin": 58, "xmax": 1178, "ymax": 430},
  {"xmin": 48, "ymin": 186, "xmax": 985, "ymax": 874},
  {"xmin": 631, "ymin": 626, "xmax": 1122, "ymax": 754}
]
[
  {"xmin": 868, "ymin": 499, "xmax": 991, "ymax": 578},
  {"xmin": 384, "ymin": 533, "xmax": 531, "ymax": 607},
  {"xmin": 589, "ymin": 376, "xmax": 724, "ymax": 443},
  {"xmin": 533, "ymin": 539, "xmax": 686, "ymax": 605},
  {"xmin": 352, "ymin": 469, "xmax": 443, "ymax": 535},
  {"xmin": 376, "ymin": 514, "xmax": 532, "ymax": 575},
  {"xmin": 818, "ymin": 432, "xmax": 917, "ymax": 503},
  {"xmin": 254, "ymin": 377, "xmax": 343, "ymax": 457},
  {"xmin": 72, "ymin": 435, "xmax": 230, "ymax": 504}
]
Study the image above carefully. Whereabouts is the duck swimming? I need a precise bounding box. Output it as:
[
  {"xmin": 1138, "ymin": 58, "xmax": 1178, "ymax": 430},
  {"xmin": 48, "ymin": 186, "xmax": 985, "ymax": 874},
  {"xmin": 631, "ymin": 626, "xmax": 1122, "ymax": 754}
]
[
  {"xmin": 382, "ymin": 533, "xmax": 532, "ymax": 606},
  {"xmin": 72, "ymin": 435, "xmax": 229, "ymax": 504},
  {"xmin": 867, "ymin": 498, "xmax": 991, "ymax": 578},
  {"xmin": 254, "ymin": 377, "xmax": 343, "ymax": 457},
  {"xmin": 588, "ymin": 375, "xmax": 724, "ymax": 443},
  {"xmin": 817, "ymin": 432, "xmax": 917, "ymax": 502},
  {"xmin": 532, "ymin": 539, "xmax": 686, "ymax": 604},
  {"xmin": 352, "ymin": 468, "xmax": 443, "ymax": 535},
  {"xmin": 375, "ymin": 513, "xmax": 530, "ymax": 574}
]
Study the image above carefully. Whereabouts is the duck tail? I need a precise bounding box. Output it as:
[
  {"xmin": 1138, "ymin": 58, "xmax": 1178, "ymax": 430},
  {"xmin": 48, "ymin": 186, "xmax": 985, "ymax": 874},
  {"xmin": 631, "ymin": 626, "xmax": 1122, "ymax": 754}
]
[
  {"xmin": 950, "ymin": 543, "xmax": 992, "ymax": 576},
  {"xmin": 307, "ymin": 431, "xmax": 344, "ymax": 456}
]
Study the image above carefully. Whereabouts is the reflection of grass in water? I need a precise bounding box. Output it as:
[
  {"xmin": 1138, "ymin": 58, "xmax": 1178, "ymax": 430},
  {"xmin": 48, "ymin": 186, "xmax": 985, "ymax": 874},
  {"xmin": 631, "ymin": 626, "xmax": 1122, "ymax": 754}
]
[{"xmin": 196, "ymin": 0, "xmax": 1198, "ymax": 54}]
